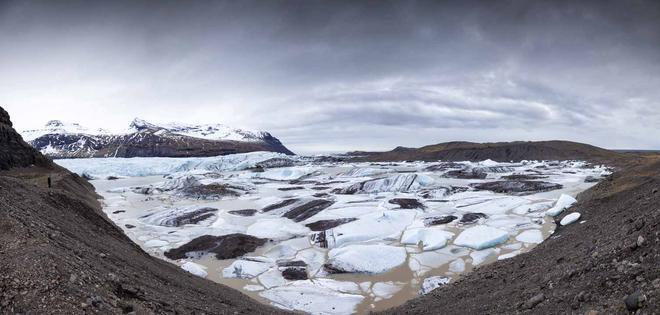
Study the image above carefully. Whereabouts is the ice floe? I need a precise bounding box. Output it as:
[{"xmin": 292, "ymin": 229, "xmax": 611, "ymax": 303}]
[
  {"xmin": 546, "ymin": 193, "xmax": 577, "ymax": 217},
  {"xmin": 560, "ymin": 212, "xmax": 581, "ymax": 225},
  {"xmin": 454, "ymin": 226, "xmax": 509, "ymax": 250},
  {"xmin": 326, "ymin": 244, "xmax": 407, "ymax": 274}
]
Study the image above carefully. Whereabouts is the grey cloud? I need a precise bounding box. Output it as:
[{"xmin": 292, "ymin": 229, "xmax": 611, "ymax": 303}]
[{"xmin": 1, "ymin": 0, "xmax": 659, "ymax": 153}]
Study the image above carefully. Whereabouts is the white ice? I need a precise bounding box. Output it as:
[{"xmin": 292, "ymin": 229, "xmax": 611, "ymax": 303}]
[
  {"xmin": 454, "ymin": 226, "xmax": 509, "ymax": 250},
  {"xmin": 260, "ymin": 281, "xmax": 364, "ymax": 315},
  {"xmin": 180, "ymin": 261, "xmax": 208, "ymax": 278},
  {"xmin": 401, "ymin": 228, "xmax": 454, "ymax": 251},
  {"xmin": 515, "ymin": 229, "xmax": 544, "ymax": 244},
  {"xmin": 327, "ymin": 244, "xmax": 407, "ymax": 274},
  {"xmin": 420, "ymin": 276, "xmax": 450, "ymax": 295},
  {"xmin": 545, "ymin": 194, "xmax": 577, "ymax": 217},
  {"xmin": 560, "ymin": 212, "xmax": 581, "ymax": 225}
]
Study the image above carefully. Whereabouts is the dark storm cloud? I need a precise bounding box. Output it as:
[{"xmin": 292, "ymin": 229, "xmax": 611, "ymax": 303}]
[{"xmin": 1, "ymin": 0, "xmax": 659, "ymax": 153}]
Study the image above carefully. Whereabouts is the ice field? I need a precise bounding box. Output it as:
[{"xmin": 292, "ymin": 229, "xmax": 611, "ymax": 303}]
[{"xmin": 57, "ymin": 153, "xmax": 608, "ymax": 314}]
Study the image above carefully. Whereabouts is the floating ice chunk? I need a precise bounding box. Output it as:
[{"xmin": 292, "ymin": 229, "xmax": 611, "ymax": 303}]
[
  {"xmin": 372, "ymin": 282, "xmax": 404, "ymax": 301},
  {"xmin": 454, "ymin": 226, "xmax": 509, "ymax": 250},
  {"xmin": 340, "ymin": 167, "xmax": 394, "ymax": 177},
  {"xmin": 485, "ymin": 215, "xmax": 535, "ymax": 232},
  {"xmin": 257, "ymin": 166, "xmax": 318, "ymax": 181},
  {"xmin": 222, "ymin": 258, "xmax": 274, "ymax": 279},
  {"xmin": 401, "ymin": 228, "xmax": 454, "ymax": 251},
  {"xmin": 329, "ymin": 210, "xmax": 416, "ymax": 247},
  {"xmin": 180, "ymin": 261, "xmax": 208, "ymax": 278},
  {"xmin": 512, "ymin": 201, "xmax": 553, "ymax": 215},
  {"xmin": 560, "ymin": 212, "xmax": 581, "ymax": 225},
  {"xmin": 515, "ymin": 229, "xmax": 544, "ymax": 244},
  {"xmin": 338, "ymin": 173, "xmax": 435, "ymax": 194},
  {"xmin": 244, "ymin": 284, "xmax": 265, "ymax": 292},
  {"xmin": 313, "ymin": 278, "xmax": 362, "ymax": 294},
  {"xmin": 498, "ymin": 250, "xmax": 521, "ymax": 260},
  {"xmin": 457, "ymin": 196, "xmax": 529, "ymax": 215},
  {"xmin": 144, "ymin": 239, "xmax": 168, "ymax": 247},
  {"xmin": 420, "ymin": 276, "xmax": 450, "ymax": 295},
  {"xmin": 246, "ymin": 218, "xmax": 310, "ymax": 240},
  {"xmin": 448, "ymin": 258, "xmax": 466, "ymax": 273},
  {"xmin": 470, "ymin": 248, "xmax": 500, "ymax": 265},
  {"xmin": 546, "ymin": 194, "xmax": 577, "ymax": 217},
  {"xmin": 326, "ymin": 244, "xmax": 407, "ymax": 274},
  {"xmin": 258, "ymin": 269, "xmax": 287, "ymax": 289},
  {"xmin": 502, "ymin": 242, "xmax": 523, "ymax": 251},
  {"xmin": 260, "ymin": 281, "xmax": 364, "ymax": 315}
]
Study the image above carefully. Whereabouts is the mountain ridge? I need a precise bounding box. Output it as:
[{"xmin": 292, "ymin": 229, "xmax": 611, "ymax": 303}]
[{"xmin": 21, "ymin": 118, "xmax": 294, "ymax": 158}]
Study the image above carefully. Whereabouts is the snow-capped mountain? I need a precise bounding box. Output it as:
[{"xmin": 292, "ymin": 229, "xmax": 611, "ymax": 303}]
[{"xmin": 21, "ymin": 118, "xmax": 294, "ymax": 158}]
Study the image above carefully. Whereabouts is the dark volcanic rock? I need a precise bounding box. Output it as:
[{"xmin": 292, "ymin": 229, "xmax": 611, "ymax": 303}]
[
  {"xmin": 0, "ymin": 106, "xmax": 50, "ymax": 170},
  {"xmin": 262, "ymin": 198, "xmax": 299, "ymax": 212},
  {"xmin": 459, "ymin": 213, "xmax": 488, "ymax": 224},
  {"xmin": 277, "ymin": 260, "xmax": 307, "ymax": 267},
  {"xmin": 281, "ymin": 267, "xmax": 308, "ymax": 280},
  {"xmin": 471, "ymin": 180, "xmax": 562, "ymax": 195},
  {"xmin": 164, "ymin": 234, "xmax": 267, "ymax": 260},
  {"xmin": 423, "ymin": 215, "xmax": 458, "ymax": 226},
  {"xmin": 501, "ymin": 174, "xmax": 548, "ymax": 180},
  {"xmin": 584, "ymin": 176, "xmax": 600, "ymax": 183},
  {"xmin": 624, "ymin": 290, "xmax": 647, "ymax": 311},
  {"xmin": 278, "ymin": 186, "xmax": 305, "ymax": 191},
  {"xmin": 305, "ymin": 218, "xmax": 358, "ymax": 231},
  {"xmin": 389, "ymin": 198, "xmax": 426, "ymax": 209},
  {"xmin": 255, "ymin": 157, "xmax": 296, "ymax": 169},
  {"xmin": 161, "ymin": 207, "xmax": 218, "ymax": 227},
  {"xmin": 283, "ymin": 199, "xmax": 334, "ymax": 222},
  {"xmin": 181, "ymin": 184, "xmax": 243, "ymax": 200},
  {"xmin": 443, "ymin": 169, "xmax": 487, "ymax": 179},
  {"xmin": 227, "ymin": 209, "xmax": 258, "ymax": 217}
]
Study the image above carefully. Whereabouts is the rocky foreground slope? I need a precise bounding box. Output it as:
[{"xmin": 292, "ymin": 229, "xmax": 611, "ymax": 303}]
[
  {"xmin": 350, "ymin": 141, "xmax": 627, "ymax": 164},
  {"xmin": 20, "ymin": 118, "xmax": 294, "ymax": 158}
]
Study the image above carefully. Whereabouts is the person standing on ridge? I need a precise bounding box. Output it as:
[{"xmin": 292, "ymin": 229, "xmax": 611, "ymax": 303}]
[{"xmin": 47, "ymin": 175, "xmax": 52, "ymax": 189}]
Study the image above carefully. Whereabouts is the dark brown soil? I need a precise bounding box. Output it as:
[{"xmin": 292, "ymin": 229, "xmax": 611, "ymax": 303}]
[{"xmin": 378, "ymin": 157, "xmax": 660, "ymax": 315}]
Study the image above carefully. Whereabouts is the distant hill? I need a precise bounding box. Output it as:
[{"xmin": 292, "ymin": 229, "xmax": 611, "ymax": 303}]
[
  {"xmin": 348, "ymin": 140, "xmax": 627, "ymax": 163},
  {"xmin": 20, "ymin": 118, "xmax": 294, "ymax": 158}
]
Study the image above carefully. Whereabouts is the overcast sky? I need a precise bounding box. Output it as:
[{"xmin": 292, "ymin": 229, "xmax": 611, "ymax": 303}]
[{"xmin": 1, "ymin": 0, "xmax": 659, "ymax": 153}]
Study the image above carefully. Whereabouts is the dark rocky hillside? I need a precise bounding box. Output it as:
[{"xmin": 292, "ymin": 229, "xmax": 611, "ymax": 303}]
[
  {"xmin": 0, "ymin": 107, "xmax": 50, "ymax": 170},
  {"xmin": 350, "ymin": 140, "xmax": 627, "ymax": 164}
]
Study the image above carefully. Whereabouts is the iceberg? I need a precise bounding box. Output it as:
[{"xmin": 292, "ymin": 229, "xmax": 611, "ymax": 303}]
[
  {"xmin": 560, "ymin": 212, "xmax": 581, "ymax": 225},
  {"xmin": 515, "ymin": 229, "xmax": 544, "ymax": 244},
  {"xmin": 326, "ymin": 244, "xmax": 407, "ymax": 274},
  {"xmin": 454, "ymin": 226, "xmax": 509, "ymax": 250},
  {"xmin": 180, "ymin": 261, "xmax": 208, "ymax": 278},
  {"xmin": 545, "ymin": 194, "xmax": 577, "ymax": 217}
]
